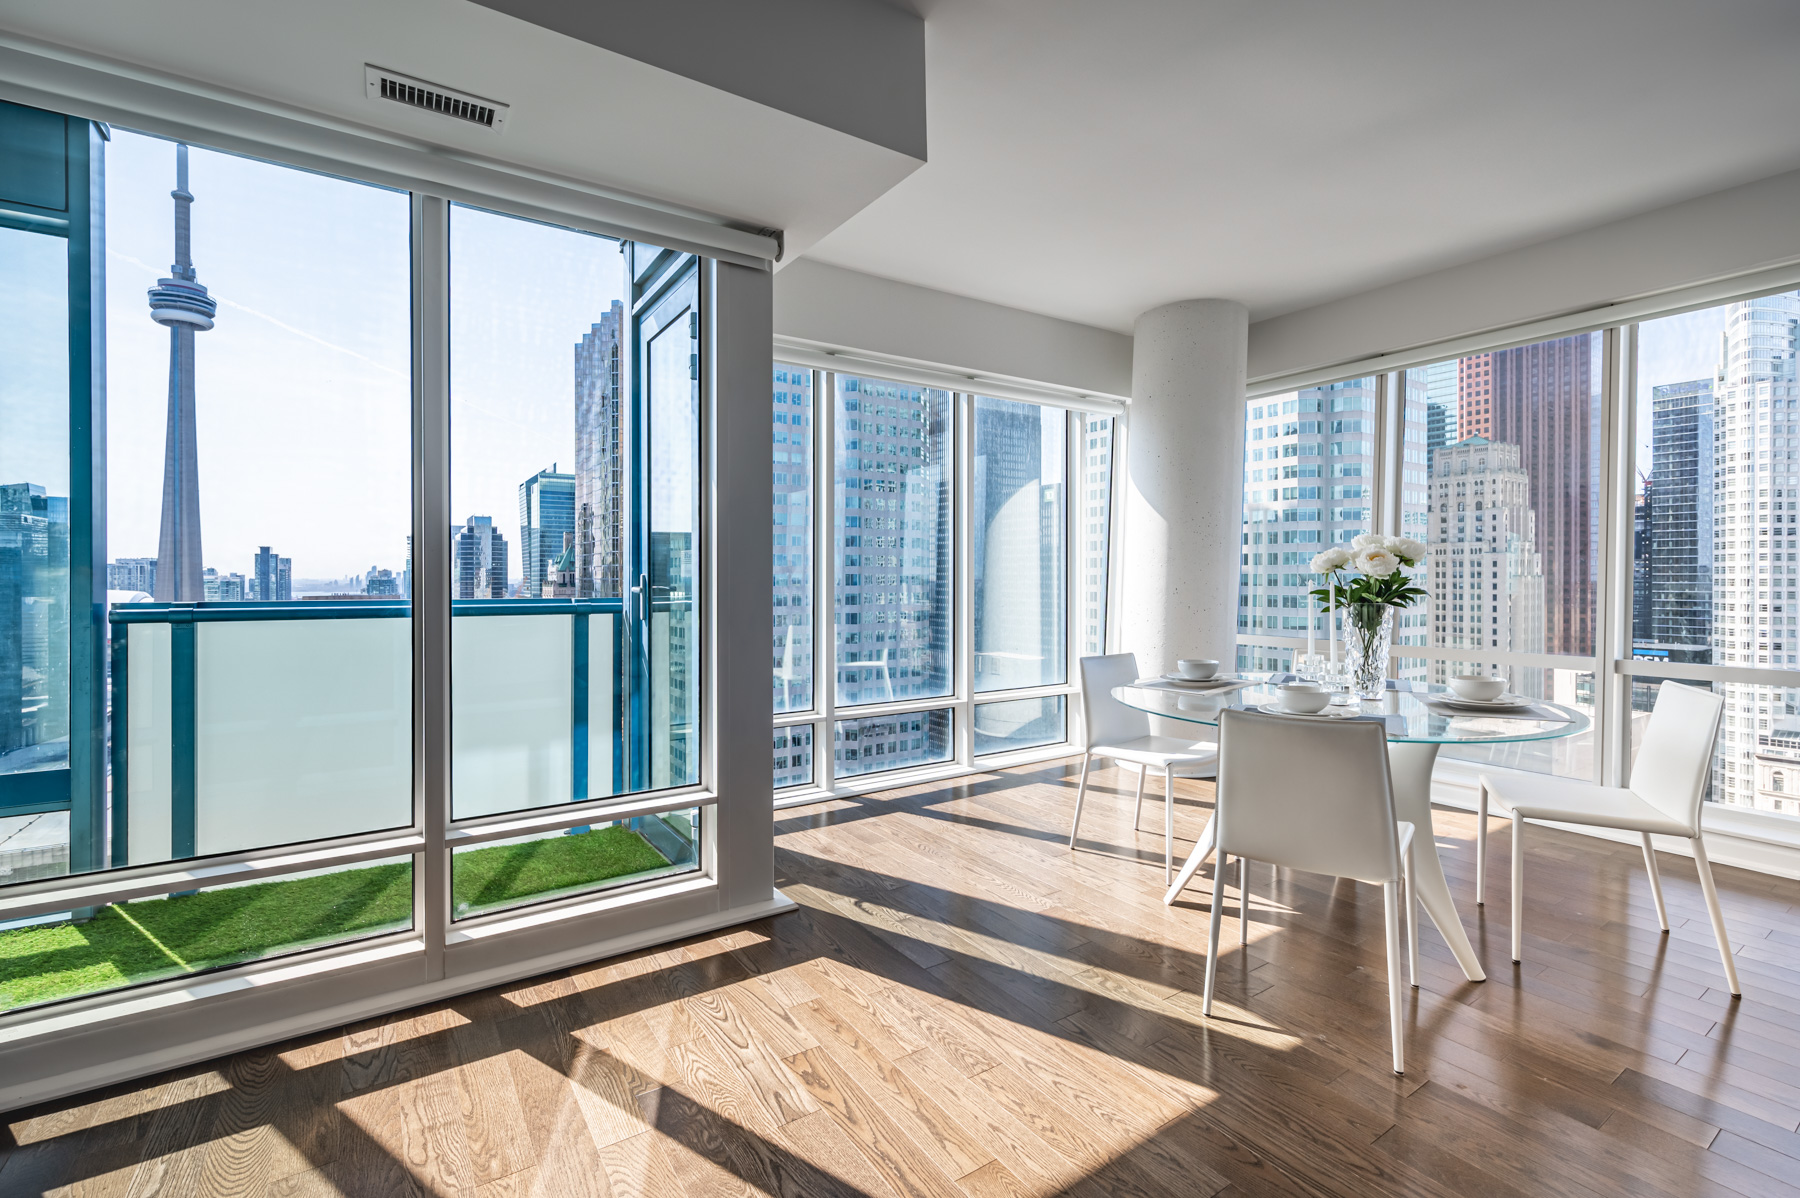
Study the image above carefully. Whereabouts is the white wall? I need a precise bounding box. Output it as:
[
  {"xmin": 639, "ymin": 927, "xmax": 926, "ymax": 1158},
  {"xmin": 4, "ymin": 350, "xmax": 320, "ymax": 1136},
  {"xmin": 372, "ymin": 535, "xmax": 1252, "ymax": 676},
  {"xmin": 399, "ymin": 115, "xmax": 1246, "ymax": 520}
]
[
  {"xmin": 1249, "ymin": 166, "xmax": 1800, "ymax": 385},
  {"xmin": 775, "ymin": 259, "xmax": 1134, "ymax": 398},
  {"xmin": 467, "ymin": 0, "xmax": 926, "ymax": 162}
]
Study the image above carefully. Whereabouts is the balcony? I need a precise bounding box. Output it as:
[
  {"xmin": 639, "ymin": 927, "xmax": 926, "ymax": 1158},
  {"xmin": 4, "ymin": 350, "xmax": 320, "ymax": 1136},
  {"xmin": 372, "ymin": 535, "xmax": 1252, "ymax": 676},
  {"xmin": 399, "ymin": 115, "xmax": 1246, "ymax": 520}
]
[{"xmin": 0, "ymin": 598, "xmax": 699, "ymax": 1013}]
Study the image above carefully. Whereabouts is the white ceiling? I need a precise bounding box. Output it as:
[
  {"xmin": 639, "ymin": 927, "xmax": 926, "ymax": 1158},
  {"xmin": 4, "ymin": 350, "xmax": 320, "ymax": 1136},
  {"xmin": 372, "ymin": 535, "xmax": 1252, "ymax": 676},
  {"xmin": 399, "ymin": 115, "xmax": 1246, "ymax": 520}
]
[
  {"xmin": 0, "ymin": 0, "xmax": 923, "ymax": 262},
  {"xmin": 802, "ymin": 0, "xmax": 1800, "ymax": 332}
]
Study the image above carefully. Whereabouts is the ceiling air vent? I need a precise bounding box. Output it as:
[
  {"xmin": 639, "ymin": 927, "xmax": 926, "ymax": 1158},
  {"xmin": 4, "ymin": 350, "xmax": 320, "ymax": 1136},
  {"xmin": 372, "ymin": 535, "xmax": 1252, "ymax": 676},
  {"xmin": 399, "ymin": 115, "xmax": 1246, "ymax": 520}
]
[{"xmin": 364, "ymin": 65, "xmax": 509, "ymax": 131}]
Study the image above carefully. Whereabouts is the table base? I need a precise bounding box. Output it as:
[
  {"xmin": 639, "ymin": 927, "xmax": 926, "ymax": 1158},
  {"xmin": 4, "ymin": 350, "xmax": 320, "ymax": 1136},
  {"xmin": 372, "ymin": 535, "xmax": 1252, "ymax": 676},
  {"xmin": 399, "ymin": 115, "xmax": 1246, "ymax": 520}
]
[{"xmin": 1162, "ymin": 740, "xmax": 1487, "ymax": 983}]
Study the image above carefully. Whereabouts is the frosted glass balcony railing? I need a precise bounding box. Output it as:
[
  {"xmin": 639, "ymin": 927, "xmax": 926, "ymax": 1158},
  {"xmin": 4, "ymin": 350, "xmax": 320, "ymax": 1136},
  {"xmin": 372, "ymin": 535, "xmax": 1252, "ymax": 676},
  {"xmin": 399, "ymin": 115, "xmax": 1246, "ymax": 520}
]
[{"xmin": 109, "ymin": 599, "xmax": 626, "ymax": 867}]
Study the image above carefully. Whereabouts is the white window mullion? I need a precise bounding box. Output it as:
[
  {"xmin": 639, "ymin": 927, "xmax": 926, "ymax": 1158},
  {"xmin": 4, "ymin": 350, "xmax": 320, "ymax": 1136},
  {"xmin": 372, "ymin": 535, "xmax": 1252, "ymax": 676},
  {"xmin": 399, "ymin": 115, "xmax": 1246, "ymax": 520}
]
[
  {"xmin": 815, "ymin": 369, "xmax": 835, "ymax": 790},
  {"xmin": 955, "ymin": 392, "xmax": 976, "ymax": 768},
  {"xmin": 410, "ymin": 192, "xmax": 451, "ymax": 982},
  {"xmin": 1065, "ymin": 408, "xmax": 1082, "ymax": 744},
  {"xmin": 1596, "ymin": 325, "xmax": 1634, "ymax": 787}
]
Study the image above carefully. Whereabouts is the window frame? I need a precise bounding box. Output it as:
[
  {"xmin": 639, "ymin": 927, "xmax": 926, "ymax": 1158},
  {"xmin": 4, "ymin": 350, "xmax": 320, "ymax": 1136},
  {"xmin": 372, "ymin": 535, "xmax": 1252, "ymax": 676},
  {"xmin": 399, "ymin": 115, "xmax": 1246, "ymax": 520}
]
[
  {"xmin": 0, "ymin": 106, "xmax": 783, "ymax": 1111},
  {"xmin": 1241, "ymin": 281, "xmax": 1800, "ymax": 838},
  {"xmin": 770, "ymin": 364, "xmax": 1118, "ymax": 803}
]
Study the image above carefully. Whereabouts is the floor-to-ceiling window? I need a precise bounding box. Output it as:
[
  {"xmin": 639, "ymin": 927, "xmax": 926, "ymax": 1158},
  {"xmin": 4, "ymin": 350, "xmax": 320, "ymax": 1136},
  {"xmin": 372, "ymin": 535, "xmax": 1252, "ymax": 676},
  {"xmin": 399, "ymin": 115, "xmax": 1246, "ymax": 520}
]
[
  {"xmin": 445, "ymin": 210, "xmax": 701, "ymax": 918},
  {"xmin": 1236, "ymin": 287, "xmax": 1800, "ymax": 825},
  {"xmin": 0, "ymin": 94, "xmax": 764, "ymax": 1097},
  {"xmin": 770, "ymin": 365, "xmax": 1112, "ymax": 795},
  {"xmin": 0, "ymin": 121, "xmax": 419, "ymax": 1014},
  {"xmin": 1397, "ymin": 335, "xmax": 1602, "ymax": 780},
  {"xmin": 1235, "ymin": 377, "xmax": 1379, "ymax": 673},
  {"xmin": 1630, "ymin": 292, "xmax": 1800, "ymax": 815}
]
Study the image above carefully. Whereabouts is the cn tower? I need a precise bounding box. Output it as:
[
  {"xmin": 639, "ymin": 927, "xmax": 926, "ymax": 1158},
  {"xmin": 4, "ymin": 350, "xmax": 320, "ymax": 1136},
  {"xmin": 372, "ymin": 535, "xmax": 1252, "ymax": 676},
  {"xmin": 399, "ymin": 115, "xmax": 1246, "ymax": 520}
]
[{"xmin": 149, "ymin": 143, "xmax": 217, "ymax": 602}]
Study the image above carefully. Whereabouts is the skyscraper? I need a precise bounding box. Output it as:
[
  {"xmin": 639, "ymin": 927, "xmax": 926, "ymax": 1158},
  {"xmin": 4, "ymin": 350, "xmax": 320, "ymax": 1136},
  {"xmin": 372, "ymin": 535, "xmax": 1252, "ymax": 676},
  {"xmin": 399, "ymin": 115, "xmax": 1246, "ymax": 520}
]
[
  {"xmin": 106, "ymin": 558, "xmax": 157, "ymax": 594},
  {"xmin": 1460, "ymin": 337, "xmax": 1599, "ymax": 656},
  {"xmin": 1425, "ymin": 358, "xmax": 1459, "ymax": 452},
  {"xmin": 1424, "ymin": 438, "xmax": 1544, "ymax": 664},
  {"xmin": 1080, "ymin": 415, "xmax": 1113, "ymax": 657},
  {"xmin": 972, "ymin": 398, "xmax": 1065, "ymax": 693},
  {"xmin": 149, "ymin": 144, "xmax": 216, "ymax": 603},
  {"xmin": 253, "ymin": 546, "xmax": 292, "ymax": 602},
  {"xmin": 574, "ymin": 302, "xmax": 626, "ymax": 599},
  {"xmin": 1633, "ymin": 479, "xmax": 1653, "ymax": 650},
  {"xmin": 1648, "ymin": 379, "xmax": 1713, "ymax": 659},
  {"xmin": 454, "ymin": 517, "xmax": 508, "ymax": 599},
  {"xmin": 1706, "ymin": 292, "xmax": 1800, "ymax": 812},
  {"xmin": 772, "ymin": 364, "xmax": 813, "ymax": 728},
  {"xmin": 833, "ymin": 377, "xmax": 953, "ymax": 775},
  {"xmin": 0, "ymin": 483, "xmax": 68, "ymax": 762},
  {"xmin": 518, "ymin": 467, "xmax": 575, "ymax": 598},
  {"xmin": 1237, "ymin": 377, "xmax": 1380, "ymax": 672}
]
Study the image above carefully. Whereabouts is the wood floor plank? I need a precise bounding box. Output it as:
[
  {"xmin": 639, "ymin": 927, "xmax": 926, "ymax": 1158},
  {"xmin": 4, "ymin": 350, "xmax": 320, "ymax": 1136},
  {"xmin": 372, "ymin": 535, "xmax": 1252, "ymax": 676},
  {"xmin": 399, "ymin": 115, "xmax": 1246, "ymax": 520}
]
[
  {"xmin": 781, "ymin": 1045, "xmax": 968, "ymax": 1198},
  {"xmin": 786, "ymin": 997, "xmax": 994, "ymax": 1180},
  {"xmin": 13, "ymin": 759, "xmax": 1800, "ymax": 1198}
]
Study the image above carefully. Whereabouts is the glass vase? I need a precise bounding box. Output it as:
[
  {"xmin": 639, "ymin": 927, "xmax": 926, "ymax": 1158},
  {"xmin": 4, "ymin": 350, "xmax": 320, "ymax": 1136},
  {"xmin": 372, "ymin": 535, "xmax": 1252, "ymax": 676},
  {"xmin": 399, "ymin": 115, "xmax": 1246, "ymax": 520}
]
[{"xmin": 1344, "ymin": 601, "xmax": 1393, "ymax": 700}]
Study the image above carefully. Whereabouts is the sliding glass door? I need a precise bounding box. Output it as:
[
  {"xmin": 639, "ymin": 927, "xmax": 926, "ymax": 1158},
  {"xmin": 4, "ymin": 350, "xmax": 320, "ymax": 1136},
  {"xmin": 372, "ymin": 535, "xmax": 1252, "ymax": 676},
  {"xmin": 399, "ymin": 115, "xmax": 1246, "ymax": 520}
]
[{"xmin": 445, "ymin": 210, "xmax": 702, "ymax": 918}]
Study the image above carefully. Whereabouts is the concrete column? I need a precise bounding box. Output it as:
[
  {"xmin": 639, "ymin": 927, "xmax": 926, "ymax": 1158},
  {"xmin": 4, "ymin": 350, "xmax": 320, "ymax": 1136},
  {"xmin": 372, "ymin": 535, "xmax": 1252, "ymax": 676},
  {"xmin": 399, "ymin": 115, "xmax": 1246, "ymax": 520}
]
[{"xmin": 1120, "ymin": 299, "xmax": 1249, "ymax": 676}]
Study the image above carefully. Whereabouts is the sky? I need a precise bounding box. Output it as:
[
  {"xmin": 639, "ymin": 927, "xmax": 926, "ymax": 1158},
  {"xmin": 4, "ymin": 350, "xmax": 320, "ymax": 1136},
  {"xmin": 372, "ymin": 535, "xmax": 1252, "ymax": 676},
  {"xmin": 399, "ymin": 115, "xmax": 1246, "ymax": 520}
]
[
  {"xmin": 104, "ymin": 128, "xmax": 627, "ymax": 582},
  {"xmin": 0, "ymin": 227, "xmax": 70, "ymax": 497}
]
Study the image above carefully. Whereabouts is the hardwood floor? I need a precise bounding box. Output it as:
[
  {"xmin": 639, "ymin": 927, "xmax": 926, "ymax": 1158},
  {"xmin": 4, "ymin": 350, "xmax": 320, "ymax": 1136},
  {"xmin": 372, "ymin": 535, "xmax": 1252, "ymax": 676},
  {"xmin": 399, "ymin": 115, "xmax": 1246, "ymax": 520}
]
[{"xmin": 5, "ymin": 758, "xmax": 1800, "ymax": 1196}]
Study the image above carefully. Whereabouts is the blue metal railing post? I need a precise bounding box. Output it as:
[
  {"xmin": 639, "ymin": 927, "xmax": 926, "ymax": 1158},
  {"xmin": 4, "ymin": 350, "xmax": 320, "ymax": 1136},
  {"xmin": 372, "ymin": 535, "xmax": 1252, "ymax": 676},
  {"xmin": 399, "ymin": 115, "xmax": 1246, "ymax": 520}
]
[
  {"xmin": 572, "ymin": 610, "xmax": 589, "ymax": 802},
  {"xmin": 570, "ymin": 610, "xmax": 591, "ymax": 834},
  {"xmin": 109, "ymin": 620, "xmax": 128, "ymax": 866},
  {"xmin": 170, "ymin": 610, "xmax": 197, "ymax": 861}
]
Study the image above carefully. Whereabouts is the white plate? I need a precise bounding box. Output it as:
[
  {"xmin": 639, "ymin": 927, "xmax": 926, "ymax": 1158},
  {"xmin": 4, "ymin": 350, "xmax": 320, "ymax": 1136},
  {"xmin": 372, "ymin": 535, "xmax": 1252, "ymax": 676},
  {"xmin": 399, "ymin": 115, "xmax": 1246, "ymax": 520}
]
[
  {"xmin": 1255, "ymin": 702, "xmax": 1358, "ymax": 719},
  {"xmin": 1438, "ymin": 693, "xmax": 1534, "ymax": 710},
  {"xmin": 1159, "ymin": 673, "xmax": 1236, "ymax": 688}
]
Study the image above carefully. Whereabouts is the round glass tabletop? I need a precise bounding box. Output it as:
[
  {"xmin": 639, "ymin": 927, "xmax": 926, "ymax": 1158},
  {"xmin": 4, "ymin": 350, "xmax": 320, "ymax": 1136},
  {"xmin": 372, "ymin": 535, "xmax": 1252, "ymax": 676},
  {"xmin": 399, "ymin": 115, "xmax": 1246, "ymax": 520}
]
[{"xmin": 1112, "ymin": 677, "xmax": 1589, "ymax": 745}]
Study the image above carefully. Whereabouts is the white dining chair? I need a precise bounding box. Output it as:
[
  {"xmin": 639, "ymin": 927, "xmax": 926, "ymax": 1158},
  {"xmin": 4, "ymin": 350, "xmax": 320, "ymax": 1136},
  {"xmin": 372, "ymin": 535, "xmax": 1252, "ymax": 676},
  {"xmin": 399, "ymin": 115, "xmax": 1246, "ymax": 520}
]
[
  {"xmin": 1202, "ymin": 708, "xmax": 1417, "ymax": 1074},
  {"xmin": 1069, "ymin": 653, "xmax": 1219, "ymax": 884},
  {"xmin": 1477, "ymin": 680, "xmax": 1739, "ymax": 995}
]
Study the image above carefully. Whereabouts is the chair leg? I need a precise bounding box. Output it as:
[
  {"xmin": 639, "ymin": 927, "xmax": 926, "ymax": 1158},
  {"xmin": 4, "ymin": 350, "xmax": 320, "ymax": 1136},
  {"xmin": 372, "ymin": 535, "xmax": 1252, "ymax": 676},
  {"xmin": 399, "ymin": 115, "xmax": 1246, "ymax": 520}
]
[
  {"xmin": 1383, "ymin": 879, "xmax": 1405, "ymax": 1075},
  {"xmin": 1691, "ymin": 837, "xmax": 1742, "ymax": 997},
  {"xmin": 1641, "ymin": 832, "xmax": 1669, "ymax": 933},
  {"xmin": 1132, "ymin": 765, "xmax": 1147, "ymax": 830},
  {"xmin": 1202, "ymin": 852, "xmax": 1226, "ymax": 1017},
  {"xmin": 1239, "ymin": 854, "xmax": 1251, "ymax": 947},
  {"xmin": 1067, "ymin": 752, "xmax": 1093, "ymax": 849},
  {"xmin": 1164, "ymin": 766, "xmax": 1175, "ymax": 886},
  {"xmin": 1510, "ymin": 811, "xmax": 1525, "ymax": 964},
  {"xmin": 1403, "ymin": 840, "xmax": 1419, "ymax": 988},
  {"xmin": 1476, "ymin": 780, "xmax": 1489, "ymax": 906}
]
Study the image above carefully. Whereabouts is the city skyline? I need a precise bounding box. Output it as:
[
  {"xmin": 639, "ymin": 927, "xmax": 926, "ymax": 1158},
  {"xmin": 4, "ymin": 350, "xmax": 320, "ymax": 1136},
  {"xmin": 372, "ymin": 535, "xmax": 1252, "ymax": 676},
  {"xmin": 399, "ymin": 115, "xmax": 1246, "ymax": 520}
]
[{"xmin": 103, "ymin": 130, "xmax": 635, "ymax": 581}]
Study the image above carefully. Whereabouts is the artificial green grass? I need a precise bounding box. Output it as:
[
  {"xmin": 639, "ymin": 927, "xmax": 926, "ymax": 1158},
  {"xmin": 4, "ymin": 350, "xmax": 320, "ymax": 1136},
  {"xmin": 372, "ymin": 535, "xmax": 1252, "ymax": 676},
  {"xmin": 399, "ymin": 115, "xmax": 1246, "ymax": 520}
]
[
  {"xmin": 0, "ymin": 861, "xmax": 413, "ymax": 1012},
  {"xmin": 451, "ymin": 823, "xmax": 673, "ymax": 917},
  {"xmin": 0, "ymin": 823, "xmax": 677, "ymax": 1013}
]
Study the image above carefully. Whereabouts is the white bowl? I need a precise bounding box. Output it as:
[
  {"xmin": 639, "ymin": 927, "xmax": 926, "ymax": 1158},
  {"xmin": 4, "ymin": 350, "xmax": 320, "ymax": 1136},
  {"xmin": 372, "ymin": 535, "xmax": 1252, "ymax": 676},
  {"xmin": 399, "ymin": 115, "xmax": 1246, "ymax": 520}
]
[
  {"xmin": 1175, "ymin": 658, "xmax": 1220, "ymax": 680},
  {"xmin": 1449, "ymin": 674, "xmax": 1506, "ymax": 702},
  {"xmin": 1276, "ymin": 683, "xmax": 1332, "ymax": 714}
]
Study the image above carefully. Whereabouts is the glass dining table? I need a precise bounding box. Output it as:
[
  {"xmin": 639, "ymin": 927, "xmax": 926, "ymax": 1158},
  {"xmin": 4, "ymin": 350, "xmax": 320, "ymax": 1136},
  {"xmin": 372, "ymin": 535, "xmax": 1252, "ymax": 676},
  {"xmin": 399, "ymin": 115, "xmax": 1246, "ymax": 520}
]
[{"xmin": 1113, "ymin": 676, "xmax": 1590, "ymax": 983}]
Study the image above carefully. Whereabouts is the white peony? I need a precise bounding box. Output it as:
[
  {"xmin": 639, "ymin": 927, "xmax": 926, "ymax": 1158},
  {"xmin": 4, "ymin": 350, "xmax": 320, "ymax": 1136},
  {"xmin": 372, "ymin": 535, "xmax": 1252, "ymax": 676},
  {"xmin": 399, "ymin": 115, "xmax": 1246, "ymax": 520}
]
[
  {"xmin": 1350, "ymin": 532, "xmax": 1386, "ymax": 552},
  {"xmin": 1387, "ymin": 537, "xmax": 1426, "ymax": 565},
  {"xmin": 1354, "ymin": 548, "xmax": 1400, "ymax": 578},
  {"xmin": 1310, "ymin": 547, "xmax": 1352, "ymax": 573}
]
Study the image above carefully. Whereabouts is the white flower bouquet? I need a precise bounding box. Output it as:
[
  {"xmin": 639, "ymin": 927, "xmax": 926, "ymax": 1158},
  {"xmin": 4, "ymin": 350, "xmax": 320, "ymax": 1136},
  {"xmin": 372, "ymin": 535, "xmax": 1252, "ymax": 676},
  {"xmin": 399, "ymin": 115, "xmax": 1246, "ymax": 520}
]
[{"xmin": 1308, "ymin": 535, "xmax": 1426, "ymax": 699}]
